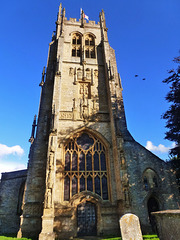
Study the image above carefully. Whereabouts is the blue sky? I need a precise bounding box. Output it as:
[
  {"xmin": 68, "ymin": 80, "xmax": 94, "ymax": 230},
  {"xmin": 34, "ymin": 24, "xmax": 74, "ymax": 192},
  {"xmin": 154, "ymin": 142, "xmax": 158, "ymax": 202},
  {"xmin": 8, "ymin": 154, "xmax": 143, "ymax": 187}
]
[{"xmin": 0, "ymin": 0, "xmax": 180, "ymax": 177}]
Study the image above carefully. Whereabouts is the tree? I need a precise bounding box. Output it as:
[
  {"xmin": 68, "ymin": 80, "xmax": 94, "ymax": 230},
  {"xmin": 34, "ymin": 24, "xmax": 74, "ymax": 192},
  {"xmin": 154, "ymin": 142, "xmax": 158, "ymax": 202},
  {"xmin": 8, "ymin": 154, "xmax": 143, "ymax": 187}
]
[{"xmin": 162, "ymin": 55, "xmax": 180, "ymax": 159}]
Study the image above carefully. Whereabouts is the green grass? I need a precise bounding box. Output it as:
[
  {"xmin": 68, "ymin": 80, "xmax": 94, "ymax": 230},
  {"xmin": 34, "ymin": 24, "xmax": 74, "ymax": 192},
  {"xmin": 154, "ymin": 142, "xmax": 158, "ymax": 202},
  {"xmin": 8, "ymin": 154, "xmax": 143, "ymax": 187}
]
[
  {"xmin": 0, "ymin": 235, "xmax": 159, "ymax": 240},
  {"xmin": 0, "ymin": 237, "xmax": 31, "ymax": 240},
  {"xmin": 96, "ymin": 235, "xmax": 159, "ymax": 240}
]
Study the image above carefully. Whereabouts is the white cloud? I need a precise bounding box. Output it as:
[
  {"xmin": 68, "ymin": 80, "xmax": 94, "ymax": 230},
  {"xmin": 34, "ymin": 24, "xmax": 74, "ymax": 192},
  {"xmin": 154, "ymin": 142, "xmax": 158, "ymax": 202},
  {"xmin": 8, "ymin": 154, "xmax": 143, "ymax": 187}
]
[
  {"xmin": 0, "ymin": 143, "xmax": 25, "ymax": 179},
  {"xmin": 145, "ymin": 141, "xmax": 175, "ymax": 153},
  {"xmin": 0, "ymin": 162, "xmax": 26, "ymax": 179},
  {"xmin": 0, "ymin": 143, "xmax": 24, "ymax": 158}
]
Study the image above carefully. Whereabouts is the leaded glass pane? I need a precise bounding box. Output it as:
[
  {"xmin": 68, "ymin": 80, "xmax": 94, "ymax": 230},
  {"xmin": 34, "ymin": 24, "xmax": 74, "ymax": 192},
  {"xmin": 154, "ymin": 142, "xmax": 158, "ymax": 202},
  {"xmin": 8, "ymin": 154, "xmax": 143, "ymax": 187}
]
[
  {"xmin": 77, "ymin": 49, "xmax": 81, "ymax": 57},
  {"xmin": 90, "ymin": 40, "xmax": 94, "ymax": 46},
  {"xmin": 64, "ymin": 176, "xmax": 70, "ymax": 201},
  {"xmin": 86, "ymin": 151, "xmax": 92, "ymax": 171},
  {"xmin": 77, "ymin": 38, "xmax": 81, "ymax": 44},
  {"xmin": 100, "ymin": 152, "xmax": 106, "ymax": 171},
  {"xmin": 65, "ymin": 151, "xmax": 70, "ymax": 171},
  {"xmin": 102, "ymin": 176, "xmax": 108, "ymax": 200},
  {"xmin": 80, "ymin": 176, "xmax": 85, "ymax": 192},
  {"xmin": 72, "ymin": 151, "xmax": 77, "ymax": 171},
  {"xmin": 87, "ymin": 176, "xmax": 93, "ymax": 192},
  {"xmin": 99, "ymin": 142, "xmax": 102, "ymax": 151},
  {"xmin": 72, "ymin": 49, "xmax": 76, "ymax": 56},
  {"xmin": 91, "ymin": 50, "xmax": 95, "ymax": 58},
  {"xmin": 85, "ymin": 50, "xmax": 89, "ymax": 58},
  {"xmin": 94, "ymin": 152, "xmax": 99, "ymax": 171},
  {"xmin": 95, "ymin": 176, "xmax": 100, "ymax": 196},
  {"xmin": 72, "ymin": 176, "xmax": 78, "ymax": 196},
  {"xmin": 79, "ymin": 152, "xmax": 85, "ymax": 171}
]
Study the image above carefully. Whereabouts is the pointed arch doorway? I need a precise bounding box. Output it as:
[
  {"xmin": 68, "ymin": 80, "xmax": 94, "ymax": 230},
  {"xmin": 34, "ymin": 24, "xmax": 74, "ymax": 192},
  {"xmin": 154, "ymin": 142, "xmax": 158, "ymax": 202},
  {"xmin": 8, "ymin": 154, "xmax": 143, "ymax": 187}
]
[
  {"xmin": 77, "ymin": 201, "xmax": 97, "ymax": 236},
  {"xmin": 147, "ymin": 197, "xmax": 159, "ymax": 232}
]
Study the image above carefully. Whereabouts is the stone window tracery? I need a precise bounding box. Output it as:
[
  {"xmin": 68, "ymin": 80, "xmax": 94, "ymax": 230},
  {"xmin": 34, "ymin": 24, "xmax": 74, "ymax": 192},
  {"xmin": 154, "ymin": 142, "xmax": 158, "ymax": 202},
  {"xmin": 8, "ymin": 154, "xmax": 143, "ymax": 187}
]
[
  {"xmin": 72, "ymin": 33, "xmax": 82, "ymax": 57},
  {"xmin": 85, "ymin": 34, "xmax": 95, "ymax": 59},
  {"xmin": 64, "ymin": 132, "xmax": 108, "ymax": 201},
  {"xmin": 143, "ymin": 169, "xmax": 159, "ymax": 191}
]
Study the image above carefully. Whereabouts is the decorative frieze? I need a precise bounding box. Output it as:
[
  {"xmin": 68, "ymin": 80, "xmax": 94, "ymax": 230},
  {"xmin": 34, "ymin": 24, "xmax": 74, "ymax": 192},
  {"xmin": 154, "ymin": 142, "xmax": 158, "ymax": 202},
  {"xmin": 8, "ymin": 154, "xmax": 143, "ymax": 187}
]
[{"xmin": 59, "ymin": 111, "xmax": 73, "ymax": 120}]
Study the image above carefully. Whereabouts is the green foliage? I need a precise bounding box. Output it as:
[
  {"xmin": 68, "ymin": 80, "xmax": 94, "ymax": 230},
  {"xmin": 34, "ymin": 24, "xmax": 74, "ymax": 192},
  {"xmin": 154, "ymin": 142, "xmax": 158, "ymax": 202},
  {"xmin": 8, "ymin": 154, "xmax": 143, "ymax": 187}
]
[
  {"xmin": 168, "ymin": 156, "xmax": 180, "ymax": 192},
  {"xmin": 162, "ymin": 54, "xmax": 180, "ymax": 158},
  {"xmin": 0, "ymin": 237, "xmax": 31, "ymax": 240},
  {"xmin": 143, "ymin": 235, "xmax": 159, "ymax": 239}
]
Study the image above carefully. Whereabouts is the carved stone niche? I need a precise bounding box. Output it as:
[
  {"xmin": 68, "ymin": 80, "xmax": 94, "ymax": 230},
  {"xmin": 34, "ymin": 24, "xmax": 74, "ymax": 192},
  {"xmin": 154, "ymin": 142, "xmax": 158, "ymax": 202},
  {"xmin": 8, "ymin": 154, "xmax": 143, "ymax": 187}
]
[
  {"xmin": 85, "ymin": 68, "xmax": 91, "ymax": 80},
  {"xmin": 77, "ymin": 68, "xmax": 83, "ymax": 80}
]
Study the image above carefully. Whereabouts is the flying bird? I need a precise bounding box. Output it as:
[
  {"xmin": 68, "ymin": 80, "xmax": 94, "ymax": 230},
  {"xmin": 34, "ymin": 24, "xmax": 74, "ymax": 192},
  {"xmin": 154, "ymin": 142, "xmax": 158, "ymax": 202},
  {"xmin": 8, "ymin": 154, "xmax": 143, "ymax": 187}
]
[
  {"xmin": 142, "ymin": 78, "xmax": 146, "ymax": 80},
  {"xmin": 135, "ymin": 75, "xmax": 138, "ymax": 77}
]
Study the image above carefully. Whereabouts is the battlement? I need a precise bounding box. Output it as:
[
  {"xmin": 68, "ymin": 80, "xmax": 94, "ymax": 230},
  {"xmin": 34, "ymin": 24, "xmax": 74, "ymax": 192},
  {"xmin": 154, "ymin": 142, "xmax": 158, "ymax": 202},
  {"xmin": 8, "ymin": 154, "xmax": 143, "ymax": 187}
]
[{"xmin": 64, "ymin": 17, "xmax": 100, "ymax": 27}]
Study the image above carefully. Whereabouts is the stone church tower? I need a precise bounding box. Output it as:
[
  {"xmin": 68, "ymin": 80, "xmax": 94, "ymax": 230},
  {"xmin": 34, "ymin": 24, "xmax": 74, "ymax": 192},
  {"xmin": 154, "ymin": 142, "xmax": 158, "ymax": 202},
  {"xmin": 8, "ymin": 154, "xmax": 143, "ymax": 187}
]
[{"xmin": 14, "ymin": 4, "xmax": 178, "ymax": 240}]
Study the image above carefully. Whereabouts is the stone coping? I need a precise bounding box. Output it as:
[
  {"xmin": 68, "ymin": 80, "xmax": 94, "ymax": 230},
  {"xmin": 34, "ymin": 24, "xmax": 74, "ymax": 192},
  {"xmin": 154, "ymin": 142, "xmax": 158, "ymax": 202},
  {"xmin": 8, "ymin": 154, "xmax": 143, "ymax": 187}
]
[{"xmin": 152, "ymin": 209, "xmax": 180, "ymax": 215}]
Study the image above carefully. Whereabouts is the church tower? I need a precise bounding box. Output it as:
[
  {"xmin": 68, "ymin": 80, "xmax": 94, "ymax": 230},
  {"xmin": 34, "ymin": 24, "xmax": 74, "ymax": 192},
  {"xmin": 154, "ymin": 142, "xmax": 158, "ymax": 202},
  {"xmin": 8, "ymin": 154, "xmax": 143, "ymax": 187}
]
[{"xmin": 17, "ymin": 4, "xmax": 179, "ymax": 240}]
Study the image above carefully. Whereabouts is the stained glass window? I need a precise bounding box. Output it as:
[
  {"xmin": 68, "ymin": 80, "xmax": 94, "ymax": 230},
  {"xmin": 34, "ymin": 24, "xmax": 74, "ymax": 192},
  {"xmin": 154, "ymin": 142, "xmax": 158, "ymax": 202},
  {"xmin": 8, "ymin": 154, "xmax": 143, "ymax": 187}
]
[{"xmin": 64, "ymin": 132, "xmax": 108, "ymax": 201}]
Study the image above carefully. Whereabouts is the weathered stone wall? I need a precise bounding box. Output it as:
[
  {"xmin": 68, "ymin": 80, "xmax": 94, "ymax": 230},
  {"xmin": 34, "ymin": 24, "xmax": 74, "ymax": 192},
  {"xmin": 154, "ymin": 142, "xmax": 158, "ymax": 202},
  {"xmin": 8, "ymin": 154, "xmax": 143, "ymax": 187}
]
[
  {"xmin": 0, "ymin": 170, "xmax": 27, "ymax": 235},
  {"xmin": 152, "ymin": 210, "xmax": 180, "ymax": 240},
  {"xmin": 123, "ymin": 140, "xmax": 179, "ymax": 233}
]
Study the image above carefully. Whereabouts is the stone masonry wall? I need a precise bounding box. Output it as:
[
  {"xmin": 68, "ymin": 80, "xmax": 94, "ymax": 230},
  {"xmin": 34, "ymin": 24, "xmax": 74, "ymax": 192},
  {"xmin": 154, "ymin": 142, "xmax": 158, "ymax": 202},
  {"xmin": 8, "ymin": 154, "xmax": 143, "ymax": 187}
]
[
  {"xmin": 0, "ymin": 170, "xmax": 27, "ymax": 235},
  {"xmin": 123, "ymin": 139, "xmax": 179, "ymax": 232}
]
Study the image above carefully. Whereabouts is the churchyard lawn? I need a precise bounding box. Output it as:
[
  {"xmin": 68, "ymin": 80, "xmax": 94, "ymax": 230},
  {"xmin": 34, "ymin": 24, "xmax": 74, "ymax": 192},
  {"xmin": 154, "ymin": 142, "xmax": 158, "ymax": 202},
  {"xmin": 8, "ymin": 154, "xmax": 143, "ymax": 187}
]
[{"xmin": 0, "ymin": 235, "xmax": 159, "ymax": 240}]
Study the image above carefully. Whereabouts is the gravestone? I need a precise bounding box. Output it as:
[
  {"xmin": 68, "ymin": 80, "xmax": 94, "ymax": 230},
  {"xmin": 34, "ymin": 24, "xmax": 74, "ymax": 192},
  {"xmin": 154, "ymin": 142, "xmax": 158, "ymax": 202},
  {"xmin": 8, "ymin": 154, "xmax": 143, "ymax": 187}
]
[{"xmin": 119, "ymin": 213, "xmax": 143, "ymax": 240}]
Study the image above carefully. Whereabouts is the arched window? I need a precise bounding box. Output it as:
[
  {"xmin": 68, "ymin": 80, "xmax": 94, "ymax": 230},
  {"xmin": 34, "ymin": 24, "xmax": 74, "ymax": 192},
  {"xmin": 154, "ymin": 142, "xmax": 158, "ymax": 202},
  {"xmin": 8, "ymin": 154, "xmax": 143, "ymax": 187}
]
[
  {"xmin": 72, "ymin": 33, "xmax": 82, "ymax": 57},
  {"xmin": 143, "ymin": 169, "xmax": 159, "ymax": 191},
  {"xmin": 64, "ymin": 132, "xmax": 108, "ymax": 201},
  {"xmin": 143, "ymin": 176, "xmax": 149, "ymax": 191},
  {"xmin": 85, "ymin": 34, "xmax": 95, "ymax": 59}
]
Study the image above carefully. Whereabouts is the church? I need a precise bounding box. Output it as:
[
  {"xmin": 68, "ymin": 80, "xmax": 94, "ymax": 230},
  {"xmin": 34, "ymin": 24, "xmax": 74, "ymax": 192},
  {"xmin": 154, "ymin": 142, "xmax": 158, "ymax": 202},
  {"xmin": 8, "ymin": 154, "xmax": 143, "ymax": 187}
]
[{"xmin": 0, "ymin": 4, "xmax": 179, "ymax": 240}]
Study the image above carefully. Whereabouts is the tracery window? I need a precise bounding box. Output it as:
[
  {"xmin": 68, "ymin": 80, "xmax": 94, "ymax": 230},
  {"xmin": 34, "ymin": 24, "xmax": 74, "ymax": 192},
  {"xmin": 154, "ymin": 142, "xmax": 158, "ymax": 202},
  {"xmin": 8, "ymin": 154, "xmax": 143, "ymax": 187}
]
[
  {"xmin": 85, "ymin": 34, "xmax": 95, "ymax": 58},
  {"xmin": 72, "ymin": 33, "xmax": 82, "ymax": 57},
  {"xmin": 64, "ymin": 132, "xmax": 108, "ymax": 201}
]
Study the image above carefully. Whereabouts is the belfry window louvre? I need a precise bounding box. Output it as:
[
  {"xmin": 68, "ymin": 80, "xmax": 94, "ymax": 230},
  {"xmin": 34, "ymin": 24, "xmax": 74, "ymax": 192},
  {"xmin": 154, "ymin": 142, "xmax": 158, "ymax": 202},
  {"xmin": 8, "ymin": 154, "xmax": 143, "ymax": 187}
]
[
  {"xmin": 64, "ymin": 132, "xmax": 108, "ymax": 201},
  {"xmin": 85, "ymin": 34, "xmax": 96, "ymax": 59},
  {"xmin": 72, "ymin": 33, "xmax": 82, "ymax": 57}
]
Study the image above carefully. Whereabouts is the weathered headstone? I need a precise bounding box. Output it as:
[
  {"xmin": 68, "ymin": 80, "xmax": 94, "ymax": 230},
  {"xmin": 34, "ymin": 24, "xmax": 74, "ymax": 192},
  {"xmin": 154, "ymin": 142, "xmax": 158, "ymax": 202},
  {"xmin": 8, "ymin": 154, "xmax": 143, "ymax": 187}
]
[{"xmin": 119, "ymin": 213, "xmax": 143, "ymax": 240}]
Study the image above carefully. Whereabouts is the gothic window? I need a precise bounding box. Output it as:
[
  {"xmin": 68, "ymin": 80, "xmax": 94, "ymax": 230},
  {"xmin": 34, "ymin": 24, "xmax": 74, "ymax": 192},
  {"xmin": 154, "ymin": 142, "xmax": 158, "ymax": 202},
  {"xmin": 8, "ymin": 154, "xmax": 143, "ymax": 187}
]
[
  {"xmin": 143, "ymin": 169, "xmax": 159, "ymax": 191},
  {"xmin": 143, "ymin": 176, "xmax": 149, "ymax": 191},
  {"xmin": 72, "ymin": 33, "xmax": 82, "ymax": 57},
  {"xmin": 64, "ymin": 132, "xmax": 108, "ymax": 201},
  {"xmin": 85, "ymin": 34, "xmax": 95, "ymax": 59}
]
